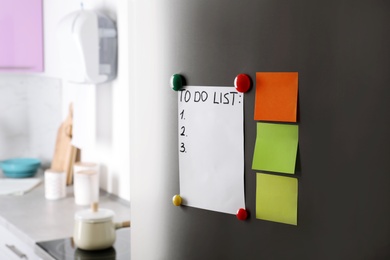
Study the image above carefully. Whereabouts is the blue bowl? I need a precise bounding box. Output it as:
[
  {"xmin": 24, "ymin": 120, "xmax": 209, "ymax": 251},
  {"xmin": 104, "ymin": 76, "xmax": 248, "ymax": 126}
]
[{"xmin": 0, "ymin": 158, "xmax": 41, "ymax": 178}]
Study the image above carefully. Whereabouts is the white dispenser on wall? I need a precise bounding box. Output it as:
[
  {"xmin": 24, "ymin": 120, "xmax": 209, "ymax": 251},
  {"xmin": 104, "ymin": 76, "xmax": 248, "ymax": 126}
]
[{"xmin": 57, "ymin": 10, "xmax": 117, "ymax": 84}]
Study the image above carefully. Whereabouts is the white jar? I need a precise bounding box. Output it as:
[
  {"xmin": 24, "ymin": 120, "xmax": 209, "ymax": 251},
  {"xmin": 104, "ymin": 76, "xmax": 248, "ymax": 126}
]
[
  {"xmin": 73, "ymin": 162, "xmax": 99, "ymax": 205},
  {"xmin": 44, "ymin": 169, "xmax": 66, "ymax": 200}
]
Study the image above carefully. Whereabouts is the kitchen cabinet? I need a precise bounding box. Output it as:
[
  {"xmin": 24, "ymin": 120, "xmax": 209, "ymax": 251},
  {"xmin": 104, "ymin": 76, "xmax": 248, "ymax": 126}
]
[
  {"xmin": 0, "ymin": 0, "xmax": 43, "ymax": 72},
  {"xmin": 0, "ymin": 225, "xmax": 42, "ymax": 260}
]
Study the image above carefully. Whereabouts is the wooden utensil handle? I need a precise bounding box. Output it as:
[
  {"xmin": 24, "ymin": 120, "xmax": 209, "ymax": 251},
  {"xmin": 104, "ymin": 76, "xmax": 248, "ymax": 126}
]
[
  {"xmin": 115, "ymin": 221, "xmax": 131, "ymax": 229},
  {"xmin": 122, "ymin": 221, "xmax": 131, "ymax": 227},
  {"xmin": 91, "ymin": 202, "xmax": 99, "ymax": 212}
]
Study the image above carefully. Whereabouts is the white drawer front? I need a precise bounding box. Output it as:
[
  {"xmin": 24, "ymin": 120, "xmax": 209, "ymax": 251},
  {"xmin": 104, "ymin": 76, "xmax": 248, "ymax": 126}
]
[{"xmin": 0, "ymin": 225, "xmax": 42, "ymax": 260}]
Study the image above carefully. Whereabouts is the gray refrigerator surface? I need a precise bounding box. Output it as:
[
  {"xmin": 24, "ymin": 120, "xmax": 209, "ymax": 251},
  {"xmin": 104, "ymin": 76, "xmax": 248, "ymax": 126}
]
[{"xmin": 131, "ymin": 1, "xmax": 390, "ymax": 259}]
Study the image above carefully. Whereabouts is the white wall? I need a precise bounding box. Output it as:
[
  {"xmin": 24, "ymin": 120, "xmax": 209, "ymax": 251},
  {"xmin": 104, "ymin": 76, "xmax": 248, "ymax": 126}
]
[
  {"xmin": 0, "ymin": 0, "xmax": 131, "ymax": 200},
  {"xmin": 0, "ymin": 75, "xmax": 62, "ymax": 165},
  {"xmin": 43, "ymin": 0, "xmax": 131, "ymax": 200}
]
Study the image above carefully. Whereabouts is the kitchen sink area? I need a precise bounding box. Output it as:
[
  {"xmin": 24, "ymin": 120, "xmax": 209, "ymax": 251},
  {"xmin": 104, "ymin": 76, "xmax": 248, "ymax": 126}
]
[{"xmin": 0, "ymin": 171, "xmax": 130, "ymax": 260}]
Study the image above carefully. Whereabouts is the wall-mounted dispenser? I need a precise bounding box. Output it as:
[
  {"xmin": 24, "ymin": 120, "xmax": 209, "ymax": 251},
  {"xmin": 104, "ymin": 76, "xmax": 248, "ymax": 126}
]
[{"xmin": 57, "ymin": 10, "xmax": 117, "ymax": 84}]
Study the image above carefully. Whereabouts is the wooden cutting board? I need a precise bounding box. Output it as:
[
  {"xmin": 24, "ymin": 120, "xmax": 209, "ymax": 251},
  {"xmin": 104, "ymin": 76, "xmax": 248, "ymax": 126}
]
[{"xmin": 51, "ymin": 103, "xmax": 79, "ymax": 185}]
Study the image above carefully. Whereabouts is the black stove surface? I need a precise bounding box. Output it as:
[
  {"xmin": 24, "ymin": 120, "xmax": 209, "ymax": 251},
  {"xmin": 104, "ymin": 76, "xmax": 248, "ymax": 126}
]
[{"xmin": 36, "ymin": 228, "xmax": 130, "ymax": 260}]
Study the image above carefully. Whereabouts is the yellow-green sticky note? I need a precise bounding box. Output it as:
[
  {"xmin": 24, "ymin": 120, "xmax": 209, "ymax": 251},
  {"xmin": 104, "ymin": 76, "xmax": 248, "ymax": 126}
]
[
  {"xmin": 252, "ymin": 122, "xmax": 298, "ymax": 174},
  {"xmin": 256, "ymin": 173, "xmax": 298, "ymax": 225}
]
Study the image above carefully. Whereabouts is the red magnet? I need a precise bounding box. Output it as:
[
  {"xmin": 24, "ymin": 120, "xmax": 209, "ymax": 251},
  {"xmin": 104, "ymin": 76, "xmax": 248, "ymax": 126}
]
[
  {"xmin": 236, "ymin": 208, "xmax": 248, "ymax": 221},
  {"xmin": 234, "ymin": 74, "xmax": 251, "ymax": 93}
]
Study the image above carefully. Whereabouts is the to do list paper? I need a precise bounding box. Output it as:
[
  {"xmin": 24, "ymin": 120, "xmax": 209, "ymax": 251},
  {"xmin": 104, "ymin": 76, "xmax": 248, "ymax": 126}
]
[{"xmin": 178, "ymin": 86, "xmax": 245, "ymax": 215}]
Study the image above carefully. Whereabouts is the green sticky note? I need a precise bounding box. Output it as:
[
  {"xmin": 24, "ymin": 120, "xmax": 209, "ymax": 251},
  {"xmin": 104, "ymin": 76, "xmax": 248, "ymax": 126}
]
[
  {"xmin": 256, "ymin": 173, "xmax": 298, "ymax": 225},
  {"xmin": 252, "ymin": 122, "xmax": 298, "ymax": 174}
]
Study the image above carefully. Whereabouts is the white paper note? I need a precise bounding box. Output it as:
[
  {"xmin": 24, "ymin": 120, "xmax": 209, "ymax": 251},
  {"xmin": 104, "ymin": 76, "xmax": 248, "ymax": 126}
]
[
  {"xmin": 178, "ymin": 86, "xmax": 245, "ymax": 215},
  {"xmin": 0, "ymin": 178, "xmax": 42, "ymax": 195}
]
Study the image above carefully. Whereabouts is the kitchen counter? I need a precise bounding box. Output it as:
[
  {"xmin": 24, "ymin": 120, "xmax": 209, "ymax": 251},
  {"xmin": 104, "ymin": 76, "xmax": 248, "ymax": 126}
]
[{"xmin": 0, "ymin": 175, "xmax": 130, "ymax": 259}]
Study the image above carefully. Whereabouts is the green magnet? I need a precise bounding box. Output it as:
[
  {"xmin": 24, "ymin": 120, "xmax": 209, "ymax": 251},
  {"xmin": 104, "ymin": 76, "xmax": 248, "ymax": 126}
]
[{"xmin": 170, "ymin": 74, "xmax": 184, "ymax": 91}]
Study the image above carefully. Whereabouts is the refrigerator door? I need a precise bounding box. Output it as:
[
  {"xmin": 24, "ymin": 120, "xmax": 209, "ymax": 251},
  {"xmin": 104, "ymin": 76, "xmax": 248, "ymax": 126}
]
[{"xmin": 131, "ymin": 1, "xmax": 390, "ymax": 259}]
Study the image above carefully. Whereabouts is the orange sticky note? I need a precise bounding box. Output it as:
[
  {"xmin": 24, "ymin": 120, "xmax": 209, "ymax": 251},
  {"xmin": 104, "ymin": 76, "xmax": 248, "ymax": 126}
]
[{"xmin": 254, "ymin": 72, "xmax": 298, "ymax": 122}]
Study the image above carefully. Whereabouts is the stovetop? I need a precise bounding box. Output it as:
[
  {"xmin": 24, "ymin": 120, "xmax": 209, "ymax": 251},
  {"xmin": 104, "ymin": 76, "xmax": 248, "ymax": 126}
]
[{"xmin": 36, "ymin": 228, "xmax": 130, "ymax": 260}]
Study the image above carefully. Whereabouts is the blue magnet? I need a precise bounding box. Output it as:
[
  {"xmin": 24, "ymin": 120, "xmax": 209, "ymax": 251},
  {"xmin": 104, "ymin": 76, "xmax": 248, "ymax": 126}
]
[{"xmin": 170, "ymin": 74, "xmax": 184, "ymax": 91}]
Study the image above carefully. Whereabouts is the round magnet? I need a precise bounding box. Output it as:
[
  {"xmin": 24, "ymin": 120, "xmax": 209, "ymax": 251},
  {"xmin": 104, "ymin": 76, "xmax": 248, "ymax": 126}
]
[
  {"xmin": 170, "ymin": 74, "xmax": 184, "ymax": 91},
  {"xmin": 234, "ymin": 74, "xmax": 251, "ymax": 93},
  {"xmin": 236, "ymin": 208, "xmax": 248, "ymax": 221},
  {"xmin": 172, "ymin": 194, "xmax": 182, "ymax": 206}
]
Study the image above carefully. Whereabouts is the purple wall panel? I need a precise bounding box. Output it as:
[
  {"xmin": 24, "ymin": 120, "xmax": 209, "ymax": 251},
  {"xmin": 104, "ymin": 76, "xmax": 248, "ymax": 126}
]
[{"xmin": 0, "ymin": 0, "xmax": 43, "ymax": 72}]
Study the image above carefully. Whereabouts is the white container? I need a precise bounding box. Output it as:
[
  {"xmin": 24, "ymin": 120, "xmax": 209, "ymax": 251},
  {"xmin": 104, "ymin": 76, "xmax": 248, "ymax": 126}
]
[
  {"xmin": 56, "ymin": 10, "xmax": 117, "ymax": 84},
  {"xmin": 74, "ymin": 162, "xmax": 99, "ymax": 174},
  {"xmin": 73, "ymin": 204, "xmax": 130, "ymax": 250},
  {"xmin": 44, "ymin": 169, "xmax": 66, "ymax": 200},
  {"xmin": 73, "ymin": 162, "xmax": 99, "ymax": 205}
]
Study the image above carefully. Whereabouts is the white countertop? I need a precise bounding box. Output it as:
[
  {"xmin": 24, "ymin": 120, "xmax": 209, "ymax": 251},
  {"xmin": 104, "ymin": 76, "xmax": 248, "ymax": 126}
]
[{"xmin": 0, "ymin": 174, "xmax": 130, "ymax": 258}]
